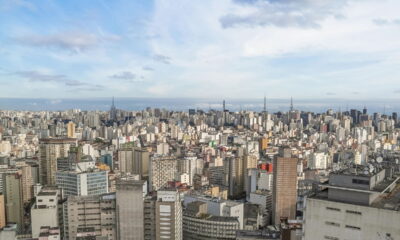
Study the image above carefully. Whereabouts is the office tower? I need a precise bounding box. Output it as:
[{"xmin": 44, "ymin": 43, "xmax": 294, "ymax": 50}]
[
  {"xmin": 272, "ymin": 148, "xmax": 297, "ymax": 224},
  {"xmin": 224, "ymin": 156, "xmax": 244, "ymax": 198},
  {"xmin": 56, "ymin": 169, "xmax": 108, "ymax": 197},
  {"xmin": 150, "ymin": 156, "xmax": 177, "ymax": 191},
  {"xmin": 144, "ymin": 196, "xmax": 156, "ymax": 240},
  {"xmin": 39, "ymin": 138, "xmax": 77, "ymax": 185},
  {"xmin": 110, "ymin": 97, "xmax": 117, "ymax": 122},
  {"xmin": 19, "ymin": 163, "xmax": 33, "ymax": 204},
  {"xmin": 118, "ymin": 147, "xmax": 149, "ymax": 178},
  {"xmin": 0, "ymin": 194, "xmax": 5, "ymax": 229},
  {"xmin": 155, "ymin": 190, "xmax": 182, "ymax": 240},
  {"xmin": 303, "ymin": 166, "xmax": 400, "ymax": 240},
  {"xmin": 31, "ymin": 189, "xmax": 59, "ymax": 238},
  {"xmin": 62, "ymin": 193, "xmax": 116, "ymax": 240},
  {"xmin": 4, "ymin": 173, "xmax": 24, "ymax": 233},
  {"xmin": 116, "ymin": 178, "xmax": 146, "ymax": 240},
  {"xmin": 67, "ymin": 121, "xmax": 76, "ymax": 138}
]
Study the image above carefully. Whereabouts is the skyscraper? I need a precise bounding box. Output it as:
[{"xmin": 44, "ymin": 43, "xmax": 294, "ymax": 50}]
[
  {"xmin": 116, "ymin": 178, "xmax": 146, "ymax": 240},
  {"xmin": 150, "ymin": 156, "xmax": 177, "ymax": 191},
  {"xmin": 67, "ymin": 121, "xmax": 76, "ymax": 138},
  {"xmin": 155, "ymin": 190, "xmax": 182, "ymax": 240},
  {"xmin": 110, "ymin": 97, "xmax": 117, "ymax": 122},
  {"xmin": 272, "ymin": 148, "xmax": 297, "ymax": 224},
  {"xmin": 4, "ymin": 173, "xmax": 24, "ymax": 233},
  {"xmin": 39, "ymin": 138, "xmax": 77, "ymax": 185}
]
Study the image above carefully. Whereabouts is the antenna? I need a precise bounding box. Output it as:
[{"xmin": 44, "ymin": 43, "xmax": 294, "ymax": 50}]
[{"xmin": 223, "ymin": 100, "xmax": 225, "ymax": 112}]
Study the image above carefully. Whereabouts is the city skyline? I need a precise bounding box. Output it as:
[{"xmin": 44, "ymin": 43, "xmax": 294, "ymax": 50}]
[{"xmin": 1, "ymin": 0, "xmax": 400, "ymax": 99}]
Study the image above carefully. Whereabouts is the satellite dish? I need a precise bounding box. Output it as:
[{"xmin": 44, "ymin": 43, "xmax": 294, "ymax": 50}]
[
  {"xmin": 377, "ymin": 157, "xmax": 383, "ymax": 163},
  {"xmin": 363, "ymin": 170, "xmax": 369, "ymax": 175}
]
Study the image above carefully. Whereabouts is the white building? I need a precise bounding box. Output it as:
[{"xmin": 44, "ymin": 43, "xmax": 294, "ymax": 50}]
[{"xmin": 31, "ymin": 189, "xmax": 59, "ymax": 238}]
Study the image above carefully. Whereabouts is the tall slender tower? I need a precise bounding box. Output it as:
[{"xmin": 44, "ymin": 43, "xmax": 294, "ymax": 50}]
[
  {"xmin": 223, "ymin": 100, "xmax": 226, "ymax": 112},
  {"xmin": 263, "ymin": 95, "xmax": 267, "ymax": 112},
  {"xmin": 110, "ymin": 97, "xmax": 117, "ymax": 121},
  {"xmin": 290, "ymin": 97, "xmax": 294, "ymax": 112}
]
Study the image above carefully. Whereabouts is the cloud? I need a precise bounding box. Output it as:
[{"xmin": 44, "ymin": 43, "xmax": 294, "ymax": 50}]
[
  {"xmin": 220, "ymin": 0, "xmax": 348, "ymax": 29},
  {"xmin": 70, "ymin": 85, "xmax": 104, "ymax": 92},
  {"xmin": 153, "ymin": 54, "xmax": 171, "ymax": 64},
  {"xmin": 13, "ymin": 70, "xmax": 104, "ymax": 91},
  {"xmin": 372, "ymin": 18, "xmax": 400, "ymax": 26},
  {"xmin": 0, "ymin": 0, "xmax": 36, "ymax": 11},
  {"xmin": 14, "ymin": 71, "xmax": 68, "ymax": 82},
  {"xmin": 15, "ymin": 31, "xmax": 119, "ymax": 53},
  {"xmin": 326, "ymin": 92, "xmax": 336, "ymax": 96},
  {"xmin": 109, "ymin": 71, "xmax": 136, "ymax": 80},
  {"xmin": 142, "ymin": 66, "xmax": 154, "ymax": 71},
  {"xmin": 394, "ymin": 89, "xmax": 400, "ymax": 94}
]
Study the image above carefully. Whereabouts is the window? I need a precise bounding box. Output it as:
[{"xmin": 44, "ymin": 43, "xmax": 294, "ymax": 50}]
[
  {"xmin": 345, "ymin": 225, "xmax": 361, "ymax": 230},
  {"xmin": 324, "ymin": 236, "xmax": 339, "ymax": 240},
  {"xmin": 326, "ymin": 207, "xmax": 341, "ymax": 212},
  {"xmin": 352, "ymin": 179, "xmax": 369, "ymax": 185},
  {"xmin": 346, "ymin": 210, "xmax": 362, "ymax": 215},
  {"xmin": 325, "ymin": 221, "xmax": 340, "ymax": 227}
]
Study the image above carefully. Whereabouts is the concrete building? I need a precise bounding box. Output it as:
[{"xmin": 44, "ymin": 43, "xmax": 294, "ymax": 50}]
[
  {"xmin": 272, "ymin": 148, "xmax": 297, "ymax": 224},
  {"xmin": 37, "ymin": 226, "xmax": 61, "ymax": 240},
  {"xmin": 62, "ymin": 193, "xmax": 116, "ymax": 240},
  {"xmin": 4, "ymin": 173, "xmax": 24, "ymax": 233},
  {"xmin": 116, "ymin": 178, "xmax": 146, "ymax": 240},
  {"xmin": 56, "ymin": 169, "xmax": 108, "ymax": 197},
  {"xmin": 67, "ymin": 122, "xmax": 76, "ymax": 138},
  {"xmin": 183, "ymin": 214, "xmax": 239, "ymax": 240},
  {"xmin": 303, "ymin": 166, "xmax": 400, "ymax": 240},
  {"xmin": 39, "ymin": 138, "xmax": 77, "ymax": 185},
  {"xmin": 118, "ymin": 147, "xmax": 150, "ymax": 178},
  {"xmin": 31, "ymin": 189, "xmax": 59, "ymax": 238},
  {"xmin": 0, "ymin": 194, "xmax": 5, "ymax": 229},
  {"xmin": 184, "ymin": 194, "xmax": 245, "ymax": 229},
  {"xmin": 144, "ymin": 196, "xmax": 156, "ymax": 240},
  {"xmin": 155, "ymin": 190, "xmax": 182, "ymax": 240},
  {"xmin": 150, "ymin": 156, "xmax": 177, "ymax": 191}
]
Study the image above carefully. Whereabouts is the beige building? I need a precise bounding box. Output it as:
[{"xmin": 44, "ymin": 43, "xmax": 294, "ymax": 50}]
[
  {"xmin": 4, "ymin": 173, "xmax": 24, "ymax": 233},
  {"xmin": 272, "ymin": 149, "xmax": 298, "ymax": 224},
  {"xmin": 118, "ymin": 147, "xmax": 149, "ymax": 178},
  {"xmin": 67, "ymin": 121, "xmax": 76, "ymax": 138},
  {"xmin": 62, "ymin": 193, "xmax": 116, "ymax": 240},
  {"xmin": 150, "ymin": 156, "xmax": 177, "ymax": 191},
  {"xmin": 39, "ymin": 138, "xmax": 77, "ymax": 185},
  {"xmin": 0, "ymin": 194, "xmax": 5, "ymax": 229}
]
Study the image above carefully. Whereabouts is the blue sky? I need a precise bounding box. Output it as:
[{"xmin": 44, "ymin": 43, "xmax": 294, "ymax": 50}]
[{"xmin": 1, "ymin": 0, "xmax": 400, "ymax": 99}]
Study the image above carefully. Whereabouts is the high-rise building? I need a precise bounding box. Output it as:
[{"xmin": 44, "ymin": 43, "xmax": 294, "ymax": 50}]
[
  {"xmin": 4, "ymin": 173, "xmax": 24, "ymax": 233},
  {"xmin": 67, "ymin": 121, "xmax": 76, "ymax": 138},
  {"xmin": 56, "ymin": 169, "xmax": 108, "ymax": 197},
  {"xmin": 116, "ymin": 178, "xmax": 146, "ymax": 240},
  {"xmin": 62, "ymin": 193, "xmax": 116, "ymax": 240},
  {"xmin": 31, "ymin": 189, "xmax": 59, "ymax": 238},
  {"xmin": 39, "ymin": 138, "xmax": 77, "ymax": 185},
  {"xmin": 118, "ymin": 147, "xmax": 150, "ymax": 178},
  {"xmin": 0, "ymin": 194, "xmax": 5, "ymax": 229},
  {"xmin": 110, "ymin": 97, "xmax": 117, "ymax": 122},
  {"xmin": 272, "ymin": 148, "xmax": 297, "ymax": 224},
  {"xmin": 155, "ymin": 190, "xmax": 182, "ymax": 240},
  {"xmin": 150, "ymin": 156, "xmax": 177, "ymax": 191}
]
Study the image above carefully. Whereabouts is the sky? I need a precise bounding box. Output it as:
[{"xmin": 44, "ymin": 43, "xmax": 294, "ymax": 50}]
[{"xmin": 0, "ymin": 0, "xmax": 400, "ymax": 99}]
